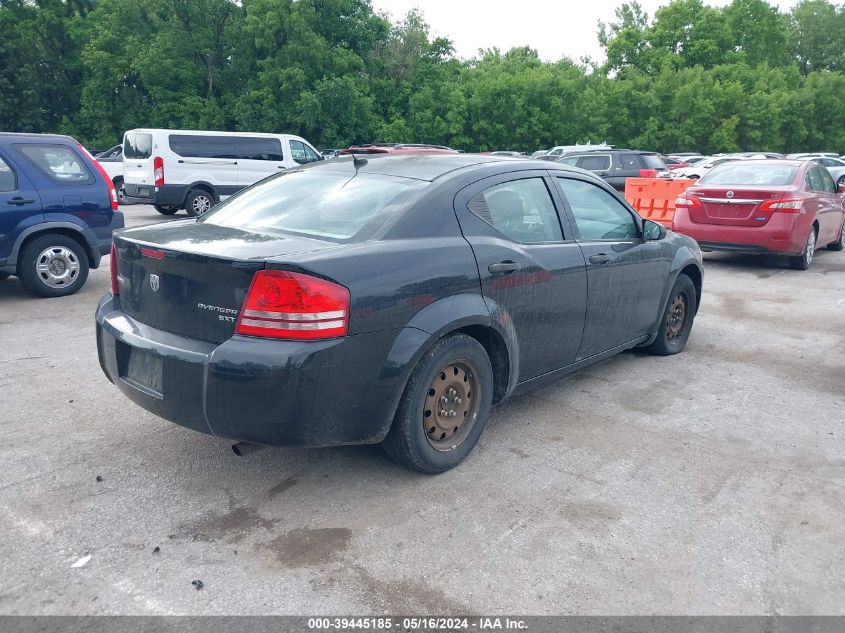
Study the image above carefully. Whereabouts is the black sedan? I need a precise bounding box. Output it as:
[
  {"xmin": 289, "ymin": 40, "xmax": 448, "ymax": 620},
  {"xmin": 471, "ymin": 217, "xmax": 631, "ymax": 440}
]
[{"xmin": 96, "ymin": 155, "xmax": 703, "ymax": 473}]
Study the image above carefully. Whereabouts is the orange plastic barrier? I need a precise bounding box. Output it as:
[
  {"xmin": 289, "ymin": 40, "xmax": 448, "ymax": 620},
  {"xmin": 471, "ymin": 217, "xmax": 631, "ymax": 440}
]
[{"xmin": 624, "ymin": 178, "xmax": 696, "ymax": 228}]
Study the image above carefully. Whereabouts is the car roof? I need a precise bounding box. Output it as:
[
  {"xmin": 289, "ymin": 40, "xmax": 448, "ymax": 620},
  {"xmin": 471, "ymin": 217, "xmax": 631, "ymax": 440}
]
[
  {"xmin": 311, "ymin": 153, "xmax": 597, "ymax": 183},
  {"xmin": 0, "ymin": 132, "xmax": 78, "ymax": 143}
]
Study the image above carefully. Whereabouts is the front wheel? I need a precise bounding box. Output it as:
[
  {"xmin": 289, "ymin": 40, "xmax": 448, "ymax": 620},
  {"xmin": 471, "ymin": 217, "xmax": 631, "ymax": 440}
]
[
  {"xmin": 185, "ymin": 190, "xmax": 214, "ymax": 217},
  {"xmin": 154, "ymin": 204, "xmax": 179, "ymax": 215},
  {"xmin": 827, "ymin": 221, "xmax": 844, "ymax": 252},
  {"xmin": 382, "ymin": 334, "xmax": 493, "ymax": 474},
  {"xmin": 646, "ymin": 274, "xmax": 697, "ymax": 356},
  {"xmin": 788, "ymin": 228, "xmax": 816, "ymax": 270},
  {"xmin": 18, "ymin": 234, "xmax": 89, "ymax": 298},
  {"xmin": 114, "ymin": 178, "xmax": 127, "ymax": 205}
]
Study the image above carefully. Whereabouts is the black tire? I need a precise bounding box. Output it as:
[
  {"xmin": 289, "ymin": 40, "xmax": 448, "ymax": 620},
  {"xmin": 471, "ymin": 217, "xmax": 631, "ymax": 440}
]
[
  {"xmin": 0, "ymin": 272, "xmax": 10, "ymax": 281},
  {"xmin": 645, "ymin": 274, "xmax": 697, "ymax": 356},
  {"xmin": 185, "ymin": 190, "xmax": 214, "ymax": 217},
  {"xmin": 18, "ymin": 234, "xmax": 89, "ymax": 298},
  {"xmin": 114, "ymin": 178, "xmax": 126, "ymax": 205},
  {"xmin": 827, "ymin": 220, "xmax": 845, "ymax": 251},
  {"xmin": 788, "ymin": 227, "xmax": 817, "ymax": 270},
  {"xmin": 154, "ymin": 204, "xmax": 179, "ymax": 215},
  {"xmin": 382, "ymin": 334, "xmax": 493, "ymax": 474}
]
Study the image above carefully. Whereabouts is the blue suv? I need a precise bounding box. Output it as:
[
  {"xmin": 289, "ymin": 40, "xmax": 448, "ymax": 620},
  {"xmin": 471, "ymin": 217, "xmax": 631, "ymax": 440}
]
[{"xmin": 0, "ymin": 133, "xmax": 124, "ymax": 297}]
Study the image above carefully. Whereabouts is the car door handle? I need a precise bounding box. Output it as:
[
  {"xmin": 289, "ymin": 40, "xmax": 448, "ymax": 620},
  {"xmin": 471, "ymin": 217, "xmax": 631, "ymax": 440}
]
[
  {"xmin": 488, "ymin": 261, "xmax": 520, "ymax": 274},
  {"xmin": 7, "ymin": 197, "xmax": 34, "ymax": 206},
  {"xmin": 589, "ymin": 254, "xmax": 611, "ymax": 265}
]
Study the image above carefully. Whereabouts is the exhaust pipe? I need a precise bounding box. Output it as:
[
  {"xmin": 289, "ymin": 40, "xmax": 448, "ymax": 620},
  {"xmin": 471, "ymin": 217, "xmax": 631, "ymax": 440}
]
[{"xmin": 231, "ymin": 442, "xmax": 265, "ymax": 457}]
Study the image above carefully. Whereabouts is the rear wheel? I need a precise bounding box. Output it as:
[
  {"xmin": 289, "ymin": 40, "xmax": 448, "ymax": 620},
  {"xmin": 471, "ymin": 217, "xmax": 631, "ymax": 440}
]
[
  {"xmin": 382, "ymin": 334, "xmax": 493, "ymax": 474},
  {"xmin": 185, "ymin": 190, "xmax": 214, "ymax": 217},
  {"xmin": 18, "ymin": 234, "xmax": 89, "ymax": 298},
  {"xmin": 646, "ymin": 274, "xmax": 697, "ymax": 356},
  {"xmin": 114, "ymin": 178, "xmax": 126, "ymax": 205},
  {"xmin": 154, "ymin": 204, "xmax": 179, "ymax": 215},
  {"xmin": 788, "ymin": 228, "xmax": 816, "ymax": 270},
  {"xmin": 827, "ymin": 220, "xmax": 845, "ymax": 251}
]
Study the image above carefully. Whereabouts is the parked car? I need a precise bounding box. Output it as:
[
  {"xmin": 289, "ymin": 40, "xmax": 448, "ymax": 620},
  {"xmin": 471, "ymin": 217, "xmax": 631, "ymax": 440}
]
[
  {"xmin": 320, "ymin": 149, "xmax": 342, "ymax": 159},
  {"xmin": 673, "ymin": 160, "xmax": 845, "ymax": 270},
  {"xmin": 531, "ymin": 150, "xmax": 550, "ymax": 158},
  {"xmin": 557, "ymin": 149, "xmax": 668, "ymax": 190},
  {"xmin": 662, "ymin": 156, "xmax": 690, "ymax": 170},
  {"xmin": 544, "ymin": 143, "xmax": 612, "ymax": 159},
  {"xmin": 340, "ymin": 143, "xmax": 458, "ymax": 155},
  {"xmin": 122, "ymin": 129, "xmax": 323, "ymax": 217},
  {"xmin": 671, "ymin": 155, "xmax": 744, "ymax": 179},
  {"xmin": 96, "ymin": 154, "xmax": 703, "ymax": 473},
  {"xmin": 669, "ymin": 154, "xmax": 706, "ymax": 165},
  {"xmin": 0, "ymin": 133, "xmax": 124, "ymax": 297},
  {"xmin": 96, "ymin": 144, "xmax": 127, "ymax": 204},
  {"xmin": 489, "ymin": 151, "xmax": 527, "ymax": 157},
  {"xmin": 787, "ymin": 152, "xmax": 839, "ymax": 160}
]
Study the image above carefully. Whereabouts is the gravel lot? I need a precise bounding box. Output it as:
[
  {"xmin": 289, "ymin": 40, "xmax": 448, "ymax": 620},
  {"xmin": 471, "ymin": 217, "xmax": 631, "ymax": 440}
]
[{"xmin": 1, "ymin": 204, "xmax": 843, "ymax": 615}]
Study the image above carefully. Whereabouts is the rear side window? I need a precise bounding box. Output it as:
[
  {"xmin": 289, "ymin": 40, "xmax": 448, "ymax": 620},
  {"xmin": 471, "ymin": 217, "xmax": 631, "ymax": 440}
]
[
  {"xmin": 15, "ymin": 144, "xmax": 92, "ymax": 184},
  {"xmin": 238, "ymin": 137, "xmax": 284, "ymax": 161},
  {"xmin": 202, "ymin": 171, "xmax": 425, "ymax": 241},
  {"xmin": 817, "ymin": 167, "xmax": 836, "ymax": 193},
  {"xmin": 468, "ymin": 178, "xmax": 563, "ymax": 243},
  {"xmin": 559, "ymin": 156, "xmax": 580, "ymax": 166},
  {"xmin": 579, "ymin": 155, "xmax": 611, "ymax": 171},
  {"xmin": 124, "ymin": 132, "xmax": 152, "ymax": 159},
  {"xmin": 0, "ymin": 156, "xmax": 16, "ymax": 192},
  {"xmin": 169, "ymin": 135, "xmax": 236, "ymax": 159},
  {"xmin": 619, "ymin": 153, "xmax": 642, "ymax": 170},
  {"xmin": 640, "ymin": 154, "xmax": 666, "ymax": 170},
  {"xmin": 289, "ymin": 140, "xmax": 322, "ymax": 165}
]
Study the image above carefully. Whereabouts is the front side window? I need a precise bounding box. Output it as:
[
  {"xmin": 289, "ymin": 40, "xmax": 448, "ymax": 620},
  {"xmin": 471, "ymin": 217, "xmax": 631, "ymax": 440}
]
[
  {"xmin": 202, "ymin": 171, "xmax": 425, "ymax": 241},
  {"xmin": 0, "ymin": 156, "xmax": 16, "ymax": 192},
  {"xmin": 168, "ymin": 135, "xmax": 236, "ymax": 159},
  {"xmin": 579, "ymin": 155, "xmax": 611, "ymax": 171},
  {"xmin": 15, "ymin": 144, "xmax": 92, "ymax": 183},
  {"xmin": 289, "ymin": 140, "xmax": 321, "ymax": 165},
  {"xmin": 237, "ymin": 137, "xmax": 284, "ymax": 161},
  {"xmin": 468, "ymin": 178, "xmax": 563, "ymax": 244},
  {"xmin": 556, "ymin": 177, "xmax": 638, "ymax": 241},
  {"xmin": 124, "ymin": 133, "xmax": 152, "ymax": 160}
]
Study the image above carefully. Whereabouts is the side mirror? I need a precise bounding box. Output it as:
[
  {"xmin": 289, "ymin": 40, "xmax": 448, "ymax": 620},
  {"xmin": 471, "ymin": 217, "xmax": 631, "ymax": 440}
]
[
  {"xmin": 643, "ymin": 219, "xmax": 666, "ymax": 241},
  {"xmin": 838, "ymin": 183, "xmax": 845, "ymax": 194}
]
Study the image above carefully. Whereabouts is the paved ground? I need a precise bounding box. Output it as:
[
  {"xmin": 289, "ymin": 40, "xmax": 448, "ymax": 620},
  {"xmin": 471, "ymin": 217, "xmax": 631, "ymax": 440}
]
[{"xmin": 1, "ymin": 204, "xmax": 843, "ymax": 615}]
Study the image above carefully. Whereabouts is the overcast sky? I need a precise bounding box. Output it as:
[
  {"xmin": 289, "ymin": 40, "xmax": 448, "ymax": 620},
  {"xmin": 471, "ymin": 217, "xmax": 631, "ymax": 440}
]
[{"xmin": 370, "ymin": 0, "xmax": 798, "ymax": 63}]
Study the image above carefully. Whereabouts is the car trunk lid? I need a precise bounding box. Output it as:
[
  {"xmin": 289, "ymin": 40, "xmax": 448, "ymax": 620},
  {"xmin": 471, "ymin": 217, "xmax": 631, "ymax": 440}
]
[
  {"xmin": 113, "ymin": 221, "xmax": 338, "ymax": 343},
  {"xmin": 685, "ymin": 185, "xmax": 793, "ymax": 226}
]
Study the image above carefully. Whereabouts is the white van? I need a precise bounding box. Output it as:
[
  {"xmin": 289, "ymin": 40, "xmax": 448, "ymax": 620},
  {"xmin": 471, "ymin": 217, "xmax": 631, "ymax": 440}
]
[{"xmin": 122, "ymin": 129, "xmax": 323, "ymax": 216}]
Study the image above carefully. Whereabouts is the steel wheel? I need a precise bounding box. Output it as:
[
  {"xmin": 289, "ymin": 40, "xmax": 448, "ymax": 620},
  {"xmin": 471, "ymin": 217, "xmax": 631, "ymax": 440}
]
[
  {"xmin": 422, "ymin": 360, "xmax": 481, "ymax": 451},
  {"xmin": 35, "ymin": 246, "xmax": 81, "ymax": 289},
  {"xmin": 665, "ymin": 291, "xmax": 687, "ymax": 342}
]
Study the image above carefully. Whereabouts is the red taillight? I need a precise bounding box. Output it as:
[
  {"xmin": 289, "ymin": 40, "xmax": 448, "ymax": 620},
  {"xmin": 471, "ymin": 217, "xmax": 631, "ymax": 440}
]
[
  {"xmin": 757, "ymin": 198, "xmax": 803, "ymax": 213},
  {"xmin": 154, "ymin": 156, "xmax": 164, "ymax": 186},
  {"xmin": 235, "ymin": 270, "xmax": 350, "ymax": 340},
  {"xmin": 140, "ymin": 246, "xmax": 166, "ymax": 260},
  {"xmin": 110, "ymin": 243, "xmax": 119, "ymax": 295},
  {"xmin": 640, "ymin": 169, "xmax": 658, "ymax": 178},
  {"xmin": 78, "ymin": 144, "xmax": 118, "ymax": 211},
  {"xmin": 675, "ymin": 194, "xmax": 702, "ymax": 208}
]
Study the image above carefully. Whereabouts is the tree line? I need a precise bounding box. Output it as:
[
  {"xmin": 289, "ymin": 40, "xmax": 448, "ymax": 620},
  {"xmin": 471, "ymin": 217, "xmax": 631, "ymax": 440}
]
[{"xmin": 1, "ymin": 0, "xmax": 844, "ymax": 153}]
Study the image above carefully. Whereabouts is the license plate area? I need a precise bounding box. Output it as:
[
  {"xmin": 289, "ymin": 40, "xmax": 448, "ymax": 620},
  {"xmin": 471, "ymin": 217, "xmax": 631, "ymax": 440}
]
[{"xmin": 117, "ymin": 342, "xmax": 163, "ymax": 397}]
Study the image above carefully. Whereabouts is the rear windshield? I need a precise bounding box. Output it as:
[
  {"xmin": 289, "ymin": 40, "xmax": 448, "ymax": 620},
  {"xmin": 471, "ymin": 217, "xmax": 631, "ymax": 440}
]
[
  {"xmin": 641, "ymin": 154, "xmax": 666, "ymax": 170},
  {"xmin": 700, "ymin": 164, "xmax": 798, "ymax": 186},
  {"xmin": 201, "ymin": 170, "xmax": 425, "ymax": 241},
  {"xmin": 124, "ymin": 132, "xmax": 152, "ymax": 160}
]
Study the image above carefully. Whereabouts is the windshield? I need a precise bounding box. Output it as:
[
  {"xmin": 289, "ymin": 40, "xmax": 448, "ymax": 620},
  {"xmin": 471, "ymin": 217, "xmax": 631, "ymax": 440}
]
[
  {"xmin": 700, "ymin": 163, "xmax": 798, "ymax": 186},
  {"xmin": 201, "ymin": 170, "xmax": 425, "ymax": 241}
]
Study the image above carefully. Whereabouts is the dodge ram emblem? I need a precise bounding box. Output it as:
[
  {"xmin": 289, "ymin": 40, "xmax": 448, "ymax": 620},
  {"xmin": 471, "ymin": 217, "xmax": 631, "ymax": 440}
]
[{"xmin": 149, "ymin": 274, "xmax": 160, "ymax": 292}]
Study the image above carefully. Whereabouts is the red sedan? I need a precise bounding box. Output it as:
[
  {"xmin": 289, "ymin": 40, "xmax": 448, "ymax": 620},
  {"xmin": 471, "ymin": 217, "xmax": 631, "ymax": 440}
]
[{"xmin": 673, "ymin": 160, "xmax": 845, "ymax": 269}]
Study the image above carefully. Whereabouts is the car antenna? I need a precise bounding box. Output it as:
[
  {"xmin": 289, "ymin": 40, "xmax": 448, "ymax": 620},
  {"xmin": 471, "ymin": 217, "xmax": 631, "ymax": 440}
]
[{"xmin": 352, "ymin": 153, "xmax": 368, "ymax": 171}]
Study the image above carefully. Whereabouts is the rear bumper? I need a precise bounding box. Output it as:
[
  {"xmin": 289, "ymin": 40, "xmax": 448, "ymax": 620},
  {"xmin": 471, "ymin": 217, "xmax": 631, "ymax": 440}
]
[
  {"xmin": 95, "ymin": 295, "xmax": 411, "ymax": 447},
  {"xmin": 123, "ymin": 184, "xmax": 189, "ymax": 207},
  {"xmin": 672, "ymin": 208, "xmax": 806, "ymax": 256}
]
